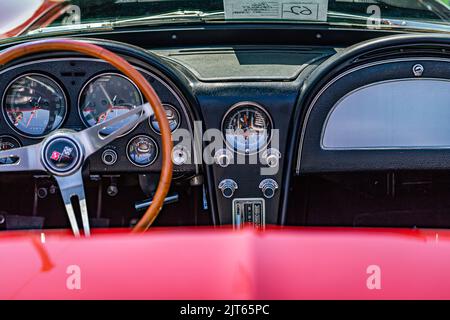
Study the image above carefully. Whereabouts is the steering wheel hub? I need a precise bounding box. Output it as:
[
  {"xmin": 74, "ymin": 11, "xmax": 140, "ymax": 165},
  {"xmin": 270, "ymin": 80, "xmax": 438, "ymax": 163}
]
[{"xmin": 41, "ymin": 134, "xmax": 84, "ymax": 176}]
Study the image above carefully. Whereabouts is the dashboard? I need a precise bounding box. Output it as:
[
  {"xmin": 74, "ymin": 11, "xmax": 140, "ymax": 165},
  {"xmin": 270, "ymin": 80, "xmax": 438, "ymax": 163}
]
[{"xmin": 3, "ymin": 25, "xmax": 450, "ymax": 230}]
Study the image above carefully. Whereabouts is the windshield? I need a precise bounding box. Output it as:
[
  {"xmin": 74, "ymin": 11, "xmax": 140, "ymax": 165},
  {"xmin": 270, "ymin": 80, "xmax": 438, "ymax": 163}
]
[{"xmin": 3, "ymin": 0, "xmax": 450, "ymax": 38}]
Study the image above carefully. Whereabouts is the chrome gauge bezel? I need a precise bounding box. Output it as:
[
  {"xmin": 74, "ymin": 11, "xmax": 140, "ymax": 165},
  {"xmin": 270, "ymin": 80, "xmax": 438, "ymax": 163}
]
[
  {"xmin": 2, "ymin": 73, "xmax": 68, "ymax": 139},
  {"xmin": 149, "ymin": 103, "xmax": 181, "ymax": 135},
  {"xmin": 126, "ymin": 134, "xmax": 159, "ymax": 168},
  {"xmin": 77, "ymin": 72, "xmax": 144, "ymax": 137},
  {"xmin": 221, "ymin": 101, "xmax": 274, "ymax": 155}
]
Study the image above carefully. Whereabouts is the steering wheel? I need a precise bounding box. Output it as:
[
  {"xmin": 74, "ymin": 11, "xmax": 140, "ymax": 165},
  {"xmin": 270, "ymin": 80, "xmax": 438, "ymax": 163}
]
[{"xmin": 0, "ymin": 39, "xmax": 173, "ymax": 236}]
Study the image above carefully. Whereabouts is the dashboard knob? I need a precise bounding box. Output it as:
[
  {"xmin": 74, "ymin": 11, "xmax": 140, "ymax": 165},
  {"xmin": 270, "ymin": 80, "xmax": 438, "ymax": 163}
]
[
  {"xmin": 214, "ymin": 149, "xmax": 234, "ymax": 168},
  {"xmin": 259, "ymin": 179, "xmax": 279, "ymax": 199},
  {"xmin": 218, "ymin": 179, "xmax": 238, "ymax": 199},
  {"xmin": 172, "ymin": 145, "xmax": 190, "ymax": 166},
  {"xmin": 101, "ymin": 149, "xmax": 118, "ymax": 166},
  {"xmin": 262, "ymin": 148, "xmax": 281, "ymax": 168}
]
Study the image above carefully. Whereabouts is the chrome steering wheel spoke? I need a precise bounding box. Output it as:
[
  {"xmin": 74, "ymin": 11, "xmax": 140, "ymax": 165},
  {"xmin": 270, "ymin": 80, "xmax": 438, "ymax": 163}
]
[
  {"xmin": 54, "ymin": 170, "xmax": 89, "ymax": 237},
  {"xmin": 0, "ymin": 143, "xmax": 45, "ymax": 172},
  {"xmin": 76, "ymin": 102, "xmax": 154, "ymax": 158}
]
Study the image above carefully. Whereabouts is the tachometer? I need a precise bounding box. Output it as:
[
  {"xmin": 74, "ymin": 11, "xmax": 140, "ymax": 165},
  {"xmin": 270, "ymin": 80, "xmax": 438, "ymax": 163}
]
[
  {"xmin": 222, "ymin": 102, "xmax": 272, "ymax": 154},
  {"xmin": 79, "ymin": 73, "xmax": 143, "ymax": 136},
  {"xmin": 2, "ymin": 74, "xmax": 67, "ymax": 138}
]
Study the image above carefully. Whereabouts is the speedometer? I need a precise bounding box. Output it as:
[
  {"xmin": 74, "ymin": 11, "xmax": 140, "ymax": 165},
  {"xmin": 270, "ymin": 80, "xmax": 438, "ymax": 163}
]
[
  {"xmin": 78, "ymin": 73, "xmax": 143, "ymax": 136},
  {"xmin": 222, "ymin": 102, "xmax": 272, "ymax": 154},
  {"xmin": 2, "ymin": 74, "xmax": 67, "ymax": 138}
]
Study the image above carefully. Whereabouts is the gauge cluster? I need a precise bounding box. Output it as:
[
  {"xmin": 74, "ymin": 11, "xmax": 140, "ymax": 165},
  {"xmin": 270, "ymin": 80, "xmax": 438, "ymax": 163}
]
[{"xmin": 0, "ymin": 58, "xmax": 193, "ymax": 173}]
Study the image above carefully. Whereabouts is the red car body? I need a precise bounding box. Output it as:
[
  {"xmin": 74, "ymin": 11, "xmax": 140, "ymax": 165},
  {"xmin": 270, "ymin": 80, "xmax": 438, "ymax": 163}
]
[
  {"xmin": 1, "ymin": 226, "xmax": 450, "ymax": 300},
  {"xmin": 0, "ymin": 0, "xmax": 68, "ymax": 39}
]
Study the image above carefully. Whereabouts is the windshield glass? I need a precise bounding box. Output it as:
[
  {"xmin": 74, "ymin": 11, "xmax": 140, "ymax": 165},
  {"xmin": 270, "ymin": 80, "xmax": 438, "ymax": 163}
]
[{"xmin": 2, "ymin": 0, "xmax": 450, "ymax": 38}]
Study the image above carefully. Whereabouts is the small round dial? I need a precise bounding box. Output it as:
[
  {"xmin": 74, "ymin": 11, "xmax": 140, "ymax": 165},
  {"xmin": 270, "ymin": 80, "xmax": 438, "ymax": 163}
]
[
  {"xmin": 79, "ymin": 73, "xmax": 143, "ymax": 136},
  {"xmin": 0, "ymin": 136, "xmax": 21, "ymax": 151},
  {"xmin": 150, "ymin": 104, "xmax": 181, "ymax": 134},
  {"xmin": 3, "ymin": 74, "xmax": 67, "ymax": 138},
  {"xmin": 127, "ymin": 135, "xmax": 158, "ymax": 167},
  {"xmin": 0, "ymin": 136, "xmax": 21, "ymax": 165},
  {"xmin": 222, "ymin": 103, "xmax": 272, "ymax": 154}
]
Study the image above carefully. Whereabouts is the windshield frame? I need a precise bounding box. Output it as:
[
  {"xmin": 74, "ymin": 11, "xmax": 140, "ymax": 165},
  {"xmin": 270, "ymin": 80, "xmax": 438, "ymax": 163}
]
[{"xmin": 4, "ymin": 0, "xmax": 450, "ymax": 40}]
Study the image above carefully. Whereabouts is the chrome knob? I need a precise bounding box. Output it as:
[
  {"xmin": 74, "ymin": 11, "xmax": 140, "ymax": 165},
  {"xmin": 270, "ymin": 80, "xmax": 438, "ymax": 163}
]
[
  {"xmin": 262, "ymin": 148, "xmax": 281, "ymax": 168},
  {"xmin": 214, "ymin": 149, "xmax": 233, "ymax": 168},
  {"xmin": 101, "ymin": 149, "xmax": 118, "ymax": 166},
  {"xmin": 218, "ymin": 179, "xmax": 238, "ymax": 199},
  {"xmin": 259, "ymin": 179, "xmax": 278, "ymax": 199},
  {"xmin": 172, "ymin": 145, "xmax": 190, "ymax": 166}
]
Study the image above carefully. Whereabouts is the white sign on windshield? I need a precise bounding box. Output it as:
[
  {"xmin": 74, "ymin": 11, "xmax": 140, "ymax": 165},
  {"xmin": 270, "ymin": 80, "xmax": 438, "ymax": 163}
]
[{"xmin": 223, "ymin": 0, "xmax": 329, "ymax": 22}]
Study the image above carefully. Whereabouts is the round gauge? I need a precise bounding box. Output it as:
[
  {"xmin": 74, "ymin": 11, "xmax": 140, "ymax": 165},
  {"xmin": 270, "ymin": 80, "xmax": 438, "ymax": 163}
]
[
  {"xmin": 150, "ymin": 104, "xmax": 181, "ymax": 134},
  {"xmin": 0, "ymin": 135, "xmax": 21, "ymax": 151},
  {"xmin": 127, "ymin": 135, "xmax": 158, "ymax": 167},
  {"xmin": 222, "ymin": 102, "xmax": 273, "ymax": 154},
  {"xmin": 2, "ymin": 74, "xmax": 67, "ymax": 138},
  {"xmin": 79, "ymin": 73, "xmax": 143, "ymax": 136},
  {"xmin": 0, "ymin": 136, "xmax": 21, "ymax": 165}
]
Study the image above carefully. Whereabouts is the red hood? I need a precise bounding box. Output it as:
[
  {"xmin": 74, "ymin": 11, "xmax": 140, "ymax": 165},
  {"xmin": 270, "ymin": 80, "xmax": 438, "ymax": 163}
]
[{"xmin": 1, "ymin": 226, "xmax": 450, "ymax": 300}]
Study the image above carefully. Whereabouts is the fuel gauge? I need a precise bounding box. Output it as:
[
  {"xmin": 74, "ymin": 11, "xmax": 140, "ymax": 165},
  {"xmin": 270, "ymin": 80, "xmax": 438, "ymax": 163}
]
[
  {"xmin": 0, "ymin": 136, "xmax": 21, "ymax": 151},
  {"xmin": 0, "ymin": 135, "xmax": 21, "ymax": 165}
]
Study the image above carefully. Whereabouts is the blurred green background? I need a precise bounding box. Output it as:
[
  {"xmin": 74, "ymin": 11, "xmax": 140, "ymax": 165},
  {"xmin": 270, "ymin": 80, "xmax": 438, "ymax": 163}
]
[{"xmin": 442, "ymin": 0, "xmax": 449, "ymax": 5}]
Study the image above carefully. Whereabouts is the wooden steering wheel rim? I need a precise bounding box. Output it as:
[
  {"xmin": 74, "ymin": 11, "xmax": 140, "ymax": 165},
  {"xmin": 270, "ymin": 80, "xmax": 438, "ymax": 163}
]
[{"xmin": 0, "ymin": 38, "xmax": 173, "ymax": 232}]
